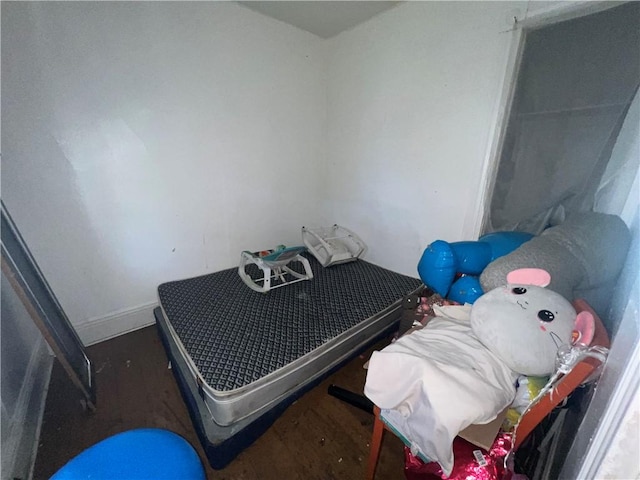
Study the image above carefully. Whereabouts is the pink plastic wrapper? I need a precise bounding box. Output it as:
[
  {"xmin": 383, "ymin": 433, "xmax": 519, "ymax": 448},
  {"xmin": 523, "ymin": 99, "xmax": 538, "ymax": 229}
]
[{"xmin": 404, "ymin": 432, "xmax": 525, "ymax": 480}]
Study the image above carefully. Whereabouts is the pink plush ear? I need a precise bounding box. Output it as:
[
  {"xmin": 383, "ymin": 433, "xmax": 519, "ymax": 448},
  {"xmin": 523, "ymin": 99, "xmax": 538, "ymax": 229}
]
[
  {"xmin": 573, "ymin": 310, "xmax": 595, "ymax": 345},
  {"xmin": 506, "ymin": 268, "xmax": 551, "ymax": 287}
]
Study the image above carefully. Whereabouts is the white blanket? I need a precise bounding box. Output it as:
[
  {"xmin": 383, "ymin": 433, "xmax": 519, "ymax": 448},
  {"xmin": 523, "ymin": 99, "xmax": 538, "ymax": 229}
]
[{"xmin": 364, "ymin": 305, "xmax": 517, "ymax": 476}]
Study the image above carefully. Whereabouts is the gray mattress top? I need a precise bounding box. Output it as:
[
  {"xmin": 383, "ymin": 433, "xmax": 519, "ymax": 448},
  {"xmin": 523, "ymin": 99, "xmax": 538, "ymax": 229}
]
[{"xmin": 158, "ymin": 255, "xmax": 421, "ymax": 392}]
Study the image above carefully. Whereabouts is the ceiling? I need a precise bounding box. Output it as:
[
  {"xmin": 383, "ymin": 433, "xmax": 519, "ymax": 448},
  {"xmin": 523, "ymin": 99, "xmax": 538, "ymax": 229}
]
[{"xmin": 238, "ymin": 1, "xmax": 401, "ymax": 39}]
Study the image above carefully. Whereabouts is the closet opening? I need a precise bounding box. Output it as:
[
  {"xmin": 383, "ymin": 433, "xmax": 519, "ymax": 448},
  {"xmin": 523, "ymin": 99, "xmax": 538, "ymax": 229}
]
[
  {"xmin": 483, "ymin": 1, "xmax": 639, "ymax": 235},
  {"xmin": 478, "ymin": 4, "xmax": 639, "ymax": 478}
]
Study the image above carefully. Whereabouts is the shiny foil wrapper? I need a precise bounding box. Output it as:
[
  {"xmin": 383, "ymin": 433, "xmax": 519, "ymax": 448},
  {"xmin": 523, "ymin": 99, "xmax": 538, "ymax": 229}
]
[{"xmin": 404, "ymin": 432, "xmax": 527, "ymax": 480}]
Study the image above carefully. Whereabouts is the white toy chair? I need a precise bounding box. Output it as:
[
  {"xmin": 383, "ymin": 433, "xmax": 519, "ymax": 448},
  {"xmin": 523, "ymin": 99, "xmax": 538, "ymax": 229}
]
[
  {"xmin": 302, "ymin": 225, "xmax": 366, "ymax": 267},
  {"xmin": 238, "ymin": 246, "xmax": 313, "ymax": 293}
]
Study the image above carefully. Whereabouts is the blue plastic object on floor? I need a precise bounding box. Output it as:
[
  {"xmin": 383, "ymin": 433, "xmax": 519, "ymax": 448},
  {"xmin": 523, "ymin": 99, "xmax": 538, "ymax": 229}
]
[{"xmin": 50, "ymin": 428, "xmax": 206, "ymax": 480}]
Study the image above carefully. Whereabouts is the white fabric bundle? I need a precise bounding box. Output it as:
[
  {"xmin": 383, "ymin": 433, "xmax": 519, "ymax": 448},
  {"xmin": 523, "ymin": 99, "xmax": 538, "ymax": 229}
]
[{"xmin": 364, "ymin": 305, "xmax": 518, "ymax": 476}]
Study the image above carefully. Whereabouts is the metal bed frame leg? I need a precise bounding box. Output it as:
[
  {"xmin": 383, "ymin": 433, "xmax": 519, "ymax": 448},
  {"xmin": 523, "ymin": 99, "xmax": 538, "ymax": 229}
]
[{"xmin": 327, "ymin": 385, "xmax": 374, "ymax": 413}]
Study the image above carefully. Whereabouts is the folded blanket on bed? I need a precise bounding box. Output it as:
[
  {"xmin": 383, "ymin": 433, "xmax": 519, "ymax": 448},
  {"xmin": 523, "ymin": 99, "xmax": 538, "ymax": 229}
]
[{"xmin": 364, "ymin": 305, "xmax": 518, "ymax": 476}]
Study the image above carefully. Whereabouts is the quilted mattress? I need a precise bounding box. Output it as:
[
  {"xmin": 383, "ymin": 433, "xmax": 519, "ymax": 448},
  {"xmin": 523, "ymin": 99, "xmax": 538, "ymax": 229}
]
[{"xmin": 157, "ymin": 254, "xmax": 421, "ymax": 434}]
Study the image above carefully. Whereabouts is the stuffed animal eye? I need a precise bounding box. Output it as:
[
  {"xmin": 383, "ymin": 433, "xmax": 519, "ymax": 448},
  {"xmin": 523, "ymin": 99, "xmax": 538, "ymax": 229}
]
[
  {"xmin": 538, "ymin": 310, "xmax": 555, "ymax": 322},
  {"xmin": 512, "ymin": 287, "xmax": 527, "ymax": 294}
]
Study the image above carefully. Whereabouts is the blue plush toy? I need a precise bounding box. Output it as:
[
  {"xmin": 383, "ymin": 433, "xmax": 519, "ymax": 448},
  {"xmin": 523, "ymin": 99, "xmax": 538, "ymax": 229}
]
[{"xmin": 417, "ymin": 231, "xmax": 533, "ymax": 304}]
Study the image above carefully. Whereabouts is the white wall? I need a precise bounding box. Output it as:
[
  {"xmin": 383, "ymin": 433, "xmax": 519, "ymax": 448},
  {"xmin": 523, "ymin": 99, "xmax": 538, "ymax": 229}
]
[
  {"xmin": 1, "ymin": 273, "xmax": 53, "ymax": 480},
  {"xmin": 1, "ymin": 2, "xmax": 327, "ymax": 343},
  {"xmin": 594, "ymin": 370, "xmax": 640, "ymax": 480},
  {"xmin": 324, "ymin": 1, "xmax": 525, "ymax": 276}
]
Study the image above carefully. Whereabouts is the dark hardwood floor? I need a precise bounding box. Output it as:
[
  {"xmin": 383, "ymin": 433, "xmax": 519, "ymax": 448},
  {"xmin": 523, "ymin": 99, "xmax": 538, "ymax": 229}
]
[{"xmin": 34, "ymin": 326, "xmax": 405, "ymax": 479}]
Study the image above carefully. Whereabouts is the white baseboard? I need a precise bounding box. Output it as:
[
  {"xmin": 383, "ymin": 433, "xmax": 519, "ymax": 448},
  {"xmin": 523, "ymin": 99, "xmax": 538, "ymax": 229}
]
[{"xmin": 74, "ymin": 302, "xmax": 158, "ymax": 346}]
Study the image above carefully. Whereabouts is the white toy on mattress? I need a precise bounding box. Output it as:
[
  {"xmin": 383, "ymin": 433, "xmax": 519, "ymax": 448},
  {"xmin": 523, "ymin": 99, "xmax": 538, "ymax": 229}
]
[
  {"xmin": 364, "ymin": 269, "xmax": 594, "ymax": 476},
  {"xmin": 301, "ymin": 224, "xmax": 366, "ymax": 267}
]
